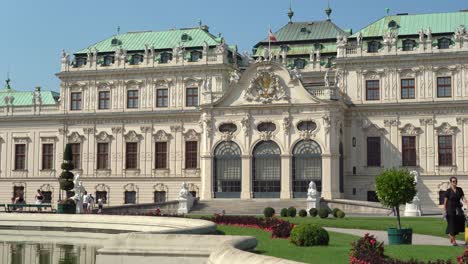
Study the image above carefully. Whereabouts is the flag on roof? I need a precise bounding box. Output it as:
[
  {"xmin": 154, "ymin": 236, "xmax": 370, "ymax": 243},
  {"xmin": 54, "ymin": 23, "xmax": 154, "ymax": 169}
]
[{"xmin": 268, "ymin": 29, "xmax": 278, "ymax": 42}]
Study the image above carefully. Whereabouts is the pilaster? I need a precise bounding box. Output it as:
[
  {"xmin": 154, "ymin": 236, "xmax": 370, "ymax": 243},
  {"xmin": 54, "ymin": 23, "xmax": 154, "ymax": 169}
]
[{"xmin": 240, "ymin": 155, "xmax": 252, "ymax": 199}]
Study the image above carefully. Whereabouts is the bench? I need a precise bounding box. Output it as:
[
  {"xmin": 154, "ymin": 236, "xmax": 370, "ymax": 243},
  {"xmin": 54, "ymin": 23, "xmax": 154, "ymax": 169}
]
[{"xmin": 4, "ymin": 204, "xmax": 53, "ymax": 212}]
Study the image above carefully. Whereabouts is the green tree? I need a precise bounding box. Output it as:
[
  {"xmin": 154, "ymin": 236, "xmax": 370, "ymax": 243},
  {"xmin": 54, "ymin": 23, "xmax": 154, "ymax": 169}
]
[
  {"xmin": 59, "ymin": 144, "xmax": 75, "ymax": 200},
  {"xmin": 375, "ymin": 168, "xmax": 416, "ymax": 230}
]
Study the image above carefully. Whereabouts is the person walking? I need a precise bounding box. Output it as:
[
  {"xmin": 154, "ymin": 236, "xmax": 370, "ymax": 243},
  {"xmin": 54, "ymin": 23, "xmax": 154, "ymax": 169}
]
[
  {"xmin": 35, "ymin": 189, "xmax": 44, "ymax": 212},
  {"xmin": 443, "ymin": 176, "xmax": 467, "ymax": 246},
  {"xmin": 82, "ymin": 191, "xmax": 89, "ymax": 214}
]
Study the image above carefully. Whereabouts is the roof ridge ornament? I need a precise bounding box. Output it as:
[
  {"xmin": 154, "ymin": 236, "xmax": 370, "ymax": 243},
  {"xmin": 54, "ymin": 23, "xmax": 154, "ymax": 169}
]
[
  {"xmin": 288, "ymin": 0, "xmax": 294, "ymax": 23},
  {"xmin": 325, "ymin": 0, "xmax": 332, "ymax": 21}
]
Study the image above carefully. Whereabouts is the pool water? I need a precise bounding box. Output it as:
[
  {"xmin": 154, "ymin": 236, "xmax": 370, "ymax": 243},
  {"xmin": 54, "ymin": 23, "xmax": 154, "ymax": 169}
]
[{"xmin": 2, "ymin": 241, "xmax": 99, "ymax": 264}]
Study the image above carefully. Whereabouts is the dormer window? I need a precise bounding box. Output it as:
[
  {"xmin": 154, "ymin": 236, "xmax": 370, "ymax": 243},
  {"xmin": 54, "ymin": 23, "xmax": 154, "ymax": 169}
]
[
  {"xmin": 367, "ymin": 41, "xmax": 380, "ymax": 53},
  {"xmin": 75, "ymin": 57, "xmax": 87, "ymax": 67},
  {"xmin": 130, "ymin": 54, "xmax": 143, "ymax": 65},
  {"xmin": 111, "ymin": 38, "xmax": 121, "ymax": 46},
  {"xmin": 402, "ymin": 39, "xmax": 415, "ymax": 51},
  {"xmin": 388, "ymin": 20, "xmax": 398, "ymax": 29},
  {"xmin": 294, "ymin": 59, "xmax": 306, "ymax": 69},
  {"xmin": 190, "ymin": 51, "xmax": 202, "ymax": 62},
  {"xmin": 438, "ymin": 38, "xmax": 451, "ymax": 49},
  {"xmin": 160, "ymin": 52, "xmax": 172, "ymax": 64},
  {"xmin": 103, "ymin": 55, "xmax": 114, "ymax": 66},
  {"xmin": 300, "ymin": 27, "xmax": 307, "ymax": 33},
  {"xmin": 181, "ymin": 33, "xmax": 191, "ymax": 42}
]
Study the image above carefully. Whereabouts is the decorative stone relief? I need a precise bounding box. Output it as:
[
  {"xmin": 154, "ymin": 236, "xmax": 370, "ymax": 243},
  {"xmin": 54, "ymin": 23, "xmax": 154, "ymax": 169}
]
[
  {"xmin": 13, "ymin": 137, "xmax": 29, "ymax": 144},
  {"xmin": 183, "ymin": 129, "xmax": 201, "ymax": 141},
  {"xmin": 154, "ymin": 183, "xmax": 169, "ymax": 192},
  {"xmin": 124, "ymin": 130, "xmax": 142, "ymax": 142},
  {"xmin": 68, "ymin": 132, "xmax": 84, "ymax": 143},
  {"xmin": 244, "ymin": 70, "xmax": 289, "ymax": 104},
  {"xmin": 95, "ymin": 183, "xmax": 110, "ymax": 192},
  {"xmin": 111, "ymin": 127, "xmax": 123, "ymax": 134},
  {"xmin": 322, "ymin": 115, "xmax": 331, "ymax": 135},
  {"xmin": 399, "ymin": 124, "xmax": 423, "ymax": 135},
  {"xmin": 362, "ymin": 120, "xmax": 386, "ymax": 135},
  {"xmin": 123, "ymin": 183, "xmax": 138, "ymax": 192},
  {"xmin": 435, "ymin": 122, "xmax": 458, "ymax": 135},
  {"xmin": 40, "ymin": 137, "xmax": 57, "ymax": 143},
  {"xmin": 58, "ymin": 128, "xmax": 68, "ymax": 135},
  {"xmin": 140, "ymin": 126, "xmax": 153, "ymax": 133},
  {"xmin": 95, "ymin": 131, "xmax": 113, "ymax": 143},
  {"xmin": 39, "ymin": 184, "xmax": 54, "ymax": 192},
  {"xmin": 229, "ymin": 70, "xmax": 241, "ymax": 85},
  {"xmin": 419, "ymin": 118, "xmax": 435, "ymax": 126},
  {"xmin": 153, "ymin": 130, "xmax": 172, "ymax": 142},
  {"xmin": 199, "ymin": 113, "xmax": 213, "ymax": 135},
  {"xmin": 170, "ymin": 125, "xmax": 183, "ymax": 133},
  {"xmin": 282, "ymin": 116, "xmax": 292, "ymax": 133},
  {"xmin": 383, "ymin": 119, "xmax": 399, "ymax": 127},
  {"xmin": 82, "ymin": 128, "xmax": 95, "ymax": 134},
  {"xmin": 241, "ymin": 114, "xmax": 251, "ymax": 137}
]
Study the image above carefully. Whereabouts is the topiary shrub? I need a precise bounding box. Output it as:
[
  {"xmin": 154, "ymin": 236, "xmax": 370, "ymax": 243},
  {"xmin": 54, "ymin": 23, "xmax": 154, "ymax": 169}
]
[
  {"xmin": 263, "ymin": 207, "xmax": 275, "ymax": 218},
  {"xmin": 332, "ymin": 208, "xmax": 340, "ymax": 218},
  {"xmin": 298, "ymin": 209, "xmax": 307, "ymax": 217},
  {"xmin": 280, "ymin": 208, "xmax": 288, "ymax": 217},
  {"xmin": 58, "ymin": 143, "xmax": 75, "ymax": 207},
  {"xmin": 336, "ymin": 210, "xmax": 346, "ymax": 219},
  {"xmin": 290, "ymin": 224, "xmax": 329, "ymax": 247},
  {"xmin": 318, "ymin": 208, "xmax": 329, "ymax": 219},
  {"xmin": 309, "ymin": 208, "xmax": 318, "ymax": 217},
  {"xmin": 287, "ymin": 207, "xmax": 297, "ymax": 217}
]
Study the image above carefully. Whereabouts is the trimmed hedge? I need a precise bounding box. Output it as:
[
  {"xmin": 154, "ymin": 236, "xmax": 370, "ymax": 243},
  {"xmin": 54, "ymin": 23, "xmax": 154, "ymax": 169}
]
[
  {"xmin": 332, "ymin": 208, "xmax": 340, "ymax": 218},
  {"xmin": 318, "ymin": 208, "xmax": 329, "ymax": 219},
  {"xmin": 280, "ymin": 208, "xmax": 288, "ymax": 217},
  {"xmin": 298, "ymin": 209, "xmax": 307, "ymax": 217},
  {"xmin": 290, "ymin": 224, "xmax": 329, "ymax": 246},
  {"xmin": 336, "ymin": 210, "xmax": 346, "ymax": 218},
  {"xmin": 287, "ymin": 207, "xmax": 297, "ymax": 217},
  {"xmin": 309, "ymin": 208, "xmax": 318, "ymax": 217},
  {"xmin": 263, "ymin": 207, "xmax": 275, "ymax": 218}
]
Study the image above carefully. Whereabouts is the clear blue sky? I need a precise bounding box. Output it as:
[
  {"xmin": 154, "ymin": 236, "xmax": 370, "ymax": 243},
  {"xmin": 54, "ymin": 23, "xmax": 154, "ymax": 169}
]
[{"xmin": 1, "ymin": 0, "xmax": 466, "ymax": 92}]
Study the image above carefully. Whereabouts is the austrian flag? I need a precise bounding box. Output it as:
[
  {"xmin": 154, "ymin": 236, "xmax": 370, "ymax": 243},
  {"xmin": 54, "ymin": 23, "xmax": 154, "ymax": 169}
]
[{"xmin": 268, "ymin": 29, "xmax": 278, "ymax": 42}]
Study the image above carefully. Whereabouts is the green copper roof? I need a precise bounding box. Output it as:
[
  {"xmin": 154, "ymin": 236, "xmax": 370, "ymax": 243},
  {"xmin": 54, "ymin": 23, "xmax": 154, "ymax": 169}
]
[
  {"xmin": 76, "ymin": 27, "xmax": 223, "ymax": 54},
  {"xmin": 255, "ymin": 20, "xmax": 349, "ymax": 47},
  {"xmin": 0, "ymin": 81, "xmax": 59, "ymax": 107},
  {"xmin": 352, "ymin": 11, "xmax": 468, "ymax": 38}
]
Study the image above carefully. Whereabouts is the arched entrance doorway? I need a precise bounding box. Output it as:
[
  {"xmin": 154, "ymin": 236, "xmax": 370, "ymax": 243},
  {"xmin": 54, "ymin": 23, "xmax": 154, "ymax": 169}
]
[
  {"xmin": 252, "ymin": 141, "xmax": 281, "ymax": 198},
  {"xmin": 213, "ymin": 141, "xmax": 242, "ymax": 198},
  {"xmin": 292, "ymin": 140, "xmax": 322, "ymax": 198}
]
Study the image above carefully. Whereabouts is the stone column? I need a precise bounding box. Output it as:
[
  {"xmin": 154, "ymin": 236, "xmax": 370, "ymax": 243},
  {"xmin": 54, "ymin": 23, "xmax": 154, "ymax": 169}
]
[
  {"xmin": 200, "ymin": 154, "xmax": 213, "ymax": 200},
  {"xmin": 280, "ymin": 154, "xmax": 291, "ymax": 199},
  {"xmin": 321, "ymin": 153, "xmax": 340, "ymax": 199},
  {"xmin": 240, "ymin": 155, "xmax": 252, "ymax": 199}
]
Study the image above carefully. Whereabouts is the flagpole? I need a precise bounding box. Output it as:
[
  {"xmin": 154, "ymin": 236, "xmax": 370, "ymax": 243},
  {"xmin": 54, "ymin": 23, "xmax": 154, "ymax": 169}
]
[{"xmin": 268, "ymin": 24, "xmax": 271, "ymax": 60}]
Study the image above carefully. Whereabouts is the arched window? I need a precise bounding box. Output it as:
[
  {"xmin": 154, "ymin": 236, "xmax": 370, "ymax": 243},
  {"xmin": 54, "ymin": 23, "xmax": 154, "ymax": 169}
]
[
  {"xmin": 214, "ymin": 142, "xmax": 242, "ymax": 198},
  {"xmin": 257, "ymin": 122, "xmax": 276, "ymax": 132},
  {"xmin": 297, "ymin": 121, "xmax": 317, "ymax": 132},
  {"xmin": 402, "ymin": 39, "xmax": 415, "ymax": 51},
  {"xmin": 252, "ymin": 141, "xmax": 281, "ymax": 198},
  {"xmin": 130, "ymin": 54, "xmax": 143, "ymax": 65},
  {"xmin": 103, "ymin": 55, "xmax": 114, "ymax": 66},
  {"xmin": 160, "ymin": 52, "xmax": 172, "ymax": 64},
  {"xmin": 219, "ymin": 123, "xmax": 237, "ymax": 133},
  {"xmin": 367, "ymin": 41, "xmax": 380, "ymax": 53},
  {"xmin": 294, "ymin": 59, "xmax": 306, "ymax": 69},
  {"xmin": 438, "ymin": 38, "xmax": 451, "ymax": 49},
  {"xmin": 388, "ymin": 20, "xmax": 398, "ymax": 29},
  {"xmin": 292, "ymin": 140, "xmax": 322, "ymax": 198}
]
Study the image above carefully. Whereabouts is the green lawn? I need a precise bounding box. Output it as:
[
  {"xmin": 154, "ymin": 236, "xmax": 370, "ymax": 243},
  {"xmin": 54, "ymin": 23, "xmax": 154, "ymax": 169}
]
[{"xmin": 218, "ymin": 225, "xmax": 462, "ymax": 264}]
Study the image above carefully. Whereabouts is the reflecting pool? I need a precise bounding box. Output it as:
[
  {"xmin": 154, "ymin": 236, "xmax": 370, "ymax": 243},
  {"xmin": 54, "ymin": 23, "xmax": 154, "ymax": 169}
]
[{"xmin": 1, "ymin": 241, "xmax": 99, "ymax": 264}]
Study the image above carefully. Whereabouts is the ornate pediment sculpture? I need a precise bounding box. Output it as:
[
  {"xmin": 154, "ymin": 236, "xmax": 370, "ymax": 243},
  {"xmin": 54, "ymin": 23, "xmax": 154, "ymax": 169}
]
[{"xmin": 244, "ymin": 70, "xmax": 289, "ymax": 104}]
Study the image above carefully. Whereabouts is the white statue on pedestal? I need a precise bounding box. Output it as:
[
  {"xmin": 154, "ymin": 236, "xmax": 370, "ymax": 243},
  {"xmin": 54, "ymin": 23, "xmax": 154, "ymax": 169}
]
[
  {"xmin": 72, "ymin": 173, "xmax": 86, "ymax": 214},
  {"xmin": 178, "ymin": 182, "xmax": 194, "ymax": 215},
  {"xmin": 404, "ymin": 170, "xmax": 422, "ymax": 216},
  {"xmin": 306, "ymin": 181, "xmax": 320, "ymax": 213}
]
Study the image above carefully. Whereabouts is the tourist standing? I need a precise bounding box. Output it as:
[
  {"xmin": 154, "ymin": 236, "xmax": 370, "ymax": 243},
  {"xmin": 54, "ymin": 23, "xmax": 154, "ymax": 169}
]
[
  {"xmin": 443, "ymin": 176, "xmax": 467, "ymax": 246},
  {"xmin": 97, "ymin": 198, "xmax": 104, "ymax": 214},
  {"xmin": 35, "ymin": 189, "xmax": 44, "ymax": 211},
  {"xmin": 82, "ymin": 191, "xmax": 89, "ymax": 213},
  {"xmin": 88, "ymin": 194, "xmax": 95, "ymax": 213}
]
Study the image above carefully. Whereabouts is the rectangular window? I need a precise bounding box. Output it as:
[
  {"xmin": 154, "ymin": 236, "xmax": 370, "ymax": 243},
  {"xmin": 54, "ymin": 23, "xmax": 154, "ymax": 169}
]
[
  {"xmin": 156, "ymin": 89, "xmax": 168, "ymax": 108},
  {"xmin": 437, "ymin": 77, "xmax": 451, "ymax": 98},
  {"xmin": 186, "ymin": 87, "xmax": 198, "ymax": 107},
  {"xmin": 98, "ymin": 91, "xmax": 110, "ymax": 110},
  {"xmin": 366, "ymin": 80, "xmax": 380, "ymax": 101},
  {"xmin": 125, "ymin": 142, "xmax": 138, "ymax": 169},
  {"xmin": 42, "ymin": 191, "xmax": 52, "ymax": 203},
  {"xmin": 70, "ymin": 143, "xmax": 81, "ymax": 169},
  {"xmin": 42, "ymin": 144, "xmax": 54, "ymax": 170},
  {"xmin": 155, "ymin": 142, "xmax": 167, "ymax": 169},
  {"xmin": 438, "ymin": 135, "xmax": 453, "ymax": 166},
  {"xmin": 154, "ymin": 191, "xmax": 166, "ymax": 203},
  {"xmin": 185, "ymin": 141, "xmax": 198, "ymax": 169},
  {"xmin": 124, "ymin": 191, "xmax": 136, "ymax": 204},
  {"xmin": 15, "ymin": 144, "xmax": 26, "ymax": 170},
  {"xmin": 127, "ymin": 90, "xmax": 139, "ymax": 109},
  {"xmin": 401, "ymin": 79, "xmax": 415, "ymax": 99},
  {"xmin": 95, "ymin": 191, "xmax": 107, "ymax": 204},
  {"xmin": 97, "ymin": 143, "xmax": 109, "ymax": 169},
  {"xmin": 402, "ymin": 136, "xmax": 416, "ymax": 166},
  {"xmin": 367, "ymin": 137, "xmax": 381, "ymax": 167},
  {"xmin": 70, "ymin": 92, "xmax": 82, "ymax": 111}
]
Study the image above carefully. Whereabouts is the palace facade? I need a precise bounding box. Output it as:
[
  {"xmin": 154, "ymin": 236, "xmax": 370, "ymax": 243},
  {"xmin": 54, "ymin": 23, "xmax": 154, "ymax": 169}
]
[{"xmin": 1, "ymin": 8, "xmax": 468, "ymax": 209}]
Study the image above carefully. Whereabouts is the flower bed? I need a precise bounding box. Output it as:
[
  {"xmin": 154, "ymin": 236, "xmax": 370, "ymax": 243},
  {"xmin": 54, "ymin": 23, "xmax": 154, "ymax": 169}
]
[{"xmin": 203, "ymin": 214, "xmax": 294, "ymax": 238}]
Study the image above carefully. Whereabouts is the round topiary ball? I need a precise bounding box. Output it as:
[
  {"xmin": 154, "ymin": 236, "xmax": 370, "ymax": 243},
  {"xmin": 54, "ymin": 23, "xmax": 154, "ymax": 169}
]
[
  {"xmin": 318, "ymin": 208, "xmax": 329, "ymax": 219},
  {"xmin": 332, "ymin": 208, "xmax": 340, "ymax": 218},
  {"xmin": 61, "ymin": 162, "xmax": 75, "ymax": 171},
  {"xmin": 263, "ymin": 207, "xmax": 275, "ymax": 218},
  {"xmin": 298, "ymin": 209, "xmax": 307, "ymax": 217},
  {"xmin": 309, "ymin": 208, "xmax": 318, "ymax": 217},
  {"xmin": 59, "ymin": 179, "xmax": 74, "ymax": 191},
  {"xmin": 336, "ymin": 210, "xmax": 346, "ymax": 218},
  {"xmin": 60, "ymin": 171, "xmax": 74, "ymax": 180},
  {"xmin": 287, "ymin": 207, "xmax": 297, "ymax": 217},
  {"xmin": 290, "ymin": 224, "xmax": 329, "ymax": 246},
  {"xmin": 280, "ymin": 208, "xmax": 288, "ymax": 217}
]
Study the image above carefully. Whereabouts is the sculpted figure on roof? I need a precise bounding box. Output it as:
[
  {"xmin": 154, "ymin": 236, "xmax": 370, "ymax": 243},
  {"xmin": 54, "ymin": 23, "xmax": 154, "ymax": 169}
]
[{"xmin": 418, "ymin": 29, "xmax": 425, "ymax": 42}]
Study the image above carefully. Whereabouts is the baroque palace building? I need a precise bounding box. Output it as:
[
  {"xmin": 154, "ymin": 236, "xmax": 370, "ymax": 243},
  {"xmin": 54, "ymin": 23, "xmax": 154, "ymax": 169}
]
[{"xmin": 0, "ymin": 8, "xmax": 468, "ymax": 209}]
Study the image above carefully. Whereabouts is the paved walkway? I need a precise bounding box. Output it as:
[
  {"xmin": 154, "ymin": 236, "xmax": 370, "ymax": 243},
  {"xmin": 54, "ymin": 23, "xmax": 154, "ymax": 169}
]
[{"xmin": 325, "ymin": 227, "xmax": 465, "ymax": 246}]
